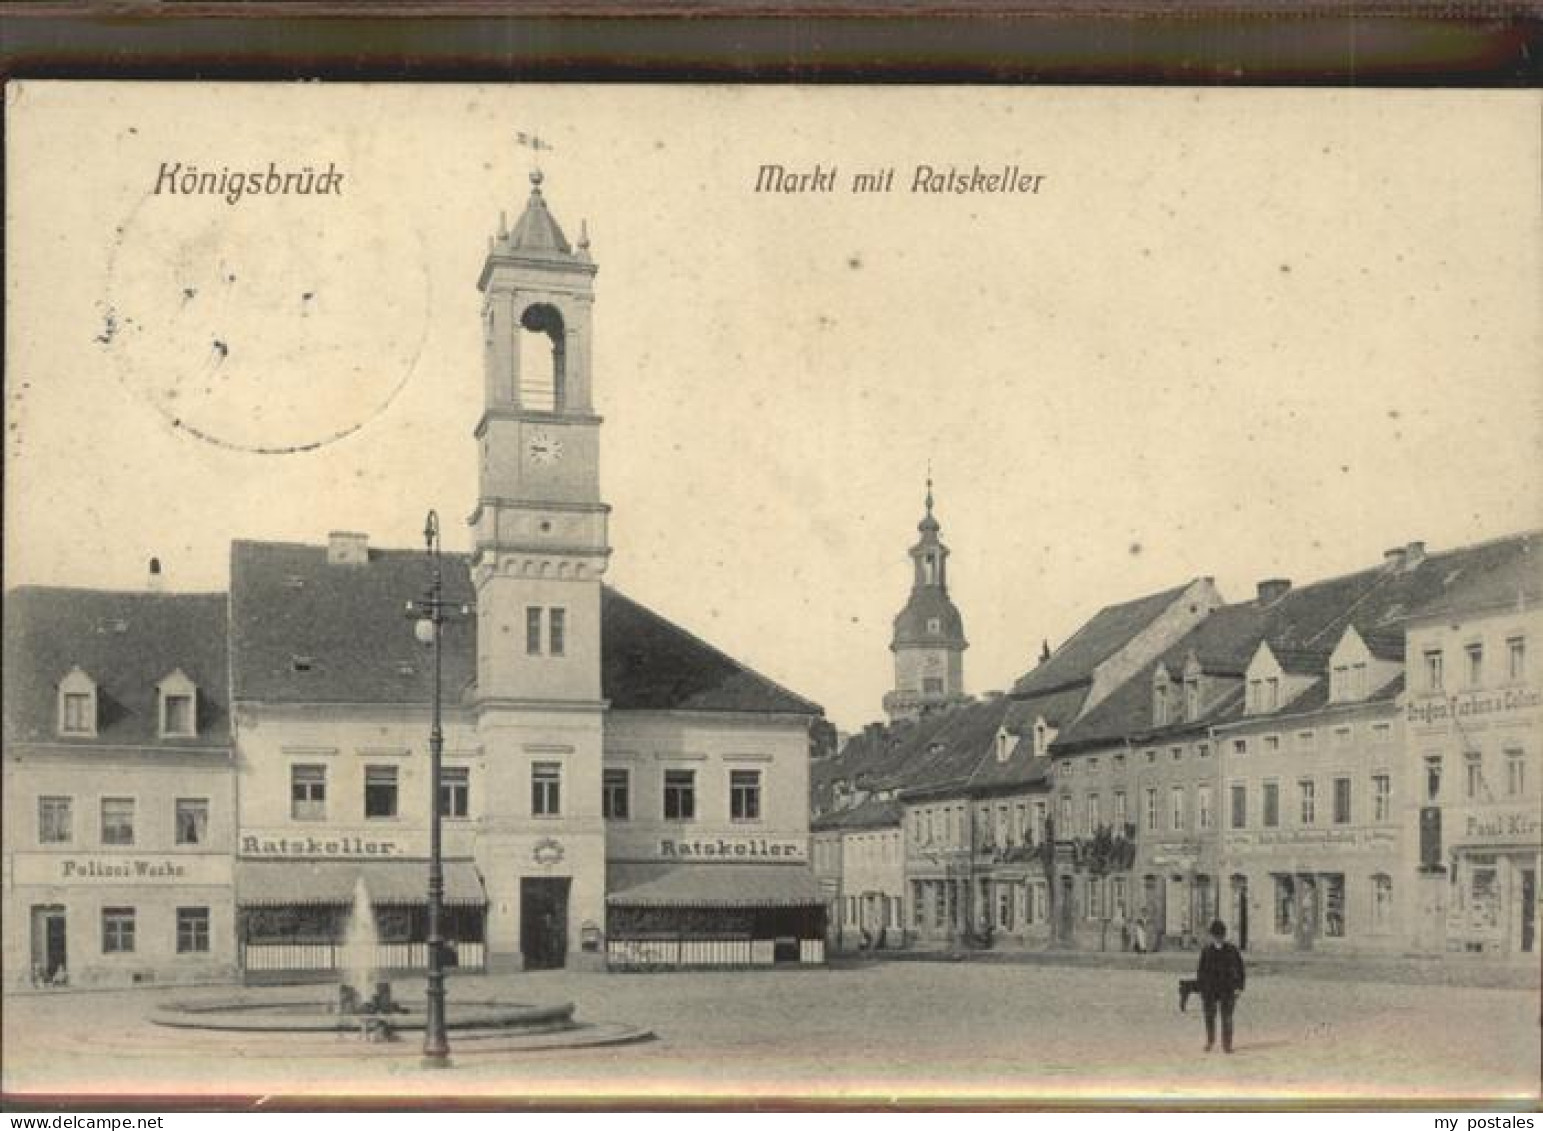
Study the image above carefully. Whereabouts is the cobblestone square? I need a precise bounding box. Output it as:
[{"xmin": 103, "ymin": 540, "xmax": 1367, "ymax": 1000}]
[{"xmin": 4, "ymin": 959, "xmax": 1538, "ymax": 1104}]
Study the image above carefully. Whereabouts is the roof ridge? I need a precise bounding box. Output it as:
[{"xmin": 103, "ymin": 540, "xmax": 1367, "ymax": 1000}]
[{"xmin": 5, "ymin": 584, "xmax": 228, "ymax": 600}]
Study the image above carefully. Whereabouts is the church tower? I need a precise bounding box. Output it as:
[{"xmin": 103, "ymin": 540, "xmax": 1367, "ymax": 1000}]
[
  {"xmin": 882, "ymin": 478, "xmax": 968, "ymax": 723},
  {"xmin": 471, "ymin": 170, "xmax": 609, "ymax": 971}
]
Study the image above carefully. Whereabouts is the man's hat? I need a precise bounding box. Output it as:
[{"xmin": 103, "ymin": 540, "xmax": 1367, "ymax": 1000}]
[{"xmin": 1208, "ymin": 918, "xmax": 1227, "ymax": 938}]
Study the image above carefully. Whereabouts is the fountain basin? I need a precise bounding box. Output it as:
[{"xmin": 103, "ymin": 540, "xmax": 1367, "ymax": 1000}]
[{"xmin": 150, "ymin": 997, "xmax": 575, "ymax": 1034}]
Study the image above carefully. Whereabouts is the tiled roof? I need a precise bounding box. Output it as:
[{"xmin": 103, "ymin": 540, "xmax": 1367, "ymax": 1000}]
[
  {"xmin": 811, "ymin": 796, "xmax": 903, "ymax": 832},
  {"xmin": 1011, "ymin": 581, "xmax": 1196, "ymax": 697},
  {"xmin": 895, "ymin": 696, "xmax": 1016, "ymax": 800},
  {"xmin": 1052, "ymin": 532, "xmax": 1537, "ymax": 751},
  {"xmin": 1401, "ymin": 532, "xmax": 1540, "ymax": 621},
  {"xmin": 229, "ymin": 540, "xmax": 820, "ymax": 717},
  {"xmin": 2, "ymin": 587, "xmax": 230, "ymax": 749}
]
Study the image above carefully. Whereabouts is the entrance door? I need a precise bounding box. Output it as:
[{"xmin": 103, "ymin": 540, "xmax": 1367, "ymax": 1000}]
[
  {"xmin": 1295, "ymin": 874, "xmax": 1318, "ymax": 952},
  {"xmin": 1231, "ymin": 875, "xmax": 1250, "ymax": 951},
  {"xmin": 1520, "ymin": 869, "xmax": 1536, "ymax": 954},
  {"xmin": 520, "ymin": 878, "xmax": 570, "ymax": 970},
  {"xmin": 31, "ymin": 906, "xmax": 66, "ymax": 984}
]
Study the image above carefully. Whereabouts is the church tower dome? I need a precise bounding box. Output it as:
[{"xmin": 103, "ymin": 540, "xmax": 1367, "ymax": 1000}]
[{"xmin": 882, "ymin": 476, "xmax": 969, "ymax": 723}]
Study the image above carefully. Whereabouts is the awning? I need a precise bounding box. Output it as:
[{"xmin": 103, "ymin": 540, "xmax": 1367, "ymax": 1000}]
[
  {"xmin": 236, "ymin": 859, "xmax": 486, "ymax": 907},
  {"xmin": 607, "ymin": 861, "xmax": 824, "ymax": 909}
]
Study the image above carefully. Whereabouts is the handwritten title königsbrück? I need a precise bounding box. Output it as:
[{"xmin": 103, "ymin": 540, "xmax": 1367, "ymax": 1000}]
[
  {"xmin": 755, "ymin": 163, "xmax": 1047, "ymax": 195},
  {"xmin": 153, "ymin": 162, "xmax": 345, "ymax": 205}
]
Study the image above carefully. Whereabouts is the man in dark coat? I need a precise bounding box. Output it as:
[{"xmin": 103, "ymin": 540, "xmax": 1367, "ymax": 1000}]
[{"xmin": 1195, "ymin": 917, "xmax": 1246, "ymax": 1053}]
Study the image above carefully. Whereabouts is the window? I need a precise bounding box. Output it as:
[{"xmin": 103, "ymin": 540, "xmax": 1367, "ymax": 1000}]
[
  {"xmin": 1263, "ymin": 781, "xmax": 1280, "ymax": 828},
  {"xmin": 175, "ymin": 799, "xmax": 208, "ymax": 845},
  {"xmin": 1266, "ymin": 678, "xmax": 1280, "ymax": 710},
  {"xmin": 1230, "ymin": 784, "xmax": 1247, "ymax": 830},
  {"xmin": 101, "ymin": 798, "xmax": 135, "ymax": 845},
  {"xmin": 1507, "ymin": 636, "xmax": 1526, "ymax": 682},
  {"xmin": 1351, "ymin": 662, "xmax": 1368, "ymax": 700},
  {"xmin": 603, "ymin": 768, "xmax": 630, "ymax": 820},
  {"xmin": 526, "ymin": 606, "xmax": 542, "ymax": 655},
  {"xmin": 1331, "ymin": 664, "xmax": 1348, "ymax": 701},
  {"xmin": 1370, "ymin": 722, "xmax": 1392, "ymax": 744},
  {"xmin": 1232, "ymin": 739, "xmax": 1248, "ymax": 757},
  {"xmin": 1371, "ymin": 875, "xmax": 1393, "ymax": 933},
  {"xmin": 1032, "ymin": 800, "xmax": 1047, "ymax": 844},
  {"xmin": 730, "ymin": 770, "xmax": 762, "ymax": 821},
  {"xmin": 1185, "ymin": 679, "xmax": 1200, "ymax": 721},
  {"xmin": 664, "ymin": 769, "xmax": 696, "ymax": 820},
  {"xmin": 61, "ymin": 693, "xmax": 93, "ymax": 735},
  {"xmin": 102, "ymin": 908, "xmax": 136, "ymax": 953},
  {"xmin": 549, "ymin": 608, "xmax": 566, "ymax": 657},
  {"xmin": 1298, "ymin": 779, "xmax": 1316, "ymax": 825},
  {"xmin": 1197, "ymin": 743, "xmax": 1210, "ymax": 759},
  {"xmin": 922, "ymin": 677, "xmax": 944, "ymax": 694},
  {"xmin": 439, "ymin": 767, "xmax": 470, "ymax": 818},
  {"xmin": 1113, "ymin": 791, "xmax": 1127, "ymax": 828},
  {"xmin": 1085, "ymin": 794, "xmax": 1100, "ymax": 836},
  {"xmin": 1464, "ymin": 751, "xmax": 1485, "ymax": 801},
  {"xmin": 926, "ymin": 616, "xmax": 941, "ymax": 633},
  {"xmin": 1263, "ymin": 735, "xmax": 1280, "ymax": 754},
  {"xmin": 1169, "ymin": 786, "xmax": 1185, "ymax": 831},
  {"xmin": 531, "ymin": 762, "xmax": 562, "ymax": 817},
  {"xmin": 162, "ymin": 693, "xmax": 195, "ymax": 737},
  {"xmin": 1425, "ymin": 755, "xmax": 1443, "ymax": 801},
  {"xmin": 1333, "ymin": 726, "xmax": 1353, "ymax": 748},
  {"xmin": 1247, "ymin": 679, "xmax": 1261, "ymax": 713},
  {"xmin": 1333, "ymin": 777, "xmax": 1352, "ymax": 825},
  {"xmin": 1170, "ymin": 746, "xmax": 1183, "ymax": 762},
  {"xmin": 1059, "ymin": 794, "xmax": 1072, "ymax": 832},
  {"xmin": 1086, "ymin": 876, "xmax": 1104, "ymax": 920},
  {"xmin": 38, "ymin": 796, "xmax": 72, "ymax": 844},
  {"xmin": 1144, "ymin": 788, "xmax": 1158, "ymax": 831},
  {"xmin": 1144, "ymin": 748, "xmax": 1157, "ymax": 764},
  {"xmin": 1424, "ymin": 649, "xmax": 1444, "ymax": 692},
  {"xmin": 1111, "ymin": 876, "xmax": 1128, "ymax": 918},
  {"xmin": 176, "ymin": 907, "xmax": 210, "ymax": 954},
  {"xmin": 1153, "ymin": 682, "xmax": 1169, "ymax": 726},
  {"xmin": 291, "ymin": 764, "xmax": 327, "ymax": 820},
  {"xmin": 1197, "ymin": 784, "xmax": 1213, "ymax": 831},
  {"xmin": 58, "ymin": 668, "xmax": 97, "ymax": 736},
  {"xmin": 1372, "ymin": 774, "xmax": 1391, "ymax": 821},
  {"xmin": 1297, "ymin": 730, "xmax": 1315, "ymax": 751},
  {"xmin": 364, "ymin": 766, "xmax": 398, "ymax": 819},
  {"xmin": 1465, "ymin": 642, "xmax": 1483, "ymax": 687},
  {"xmin": 1506, "ymin": 749, "xmax": 1526, "ymax": 797}
]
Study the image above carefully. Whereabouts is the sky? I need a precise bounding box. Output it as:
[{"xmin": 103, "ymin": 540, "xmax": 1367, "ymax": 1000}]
[{"xmin": 7, "ymin": 84, "xmax": 1541, "ymax": 731}]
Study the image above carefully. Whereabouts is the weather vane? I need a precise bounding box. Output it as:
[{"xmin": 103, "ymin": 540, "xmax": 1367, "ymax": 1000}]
[{"xmin": 516, "ymin": 132, "xmax": 555, "ymax": 168}]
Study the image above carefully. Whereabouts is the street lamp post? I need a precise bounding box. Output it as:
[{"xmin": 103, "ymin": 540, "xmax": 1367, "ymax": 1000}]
[{"xmin": 413, "ymin": 509, "xmax": 451, "ymax": 1069}]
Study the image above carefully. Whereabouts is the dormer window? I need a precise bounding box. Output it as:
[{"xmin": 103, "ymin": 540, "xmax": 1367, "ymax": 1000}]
[
  {"xmin": 995, "ymin": 728, "xmax": 1012, "ymax": 763},
  {"xmin": 1152, "ymin": 668, "xmax": 1172, "ymax": 726},
  {"xmin": 1032, "ymin": 719, "xmax": 1055, "ymax": 758},
  {"xmin": 57, "ymin": 667, "xmax": 97, "ymax": 737},
  {"xmin": 157, "ymin": 670, "xmax": 198, "ymax": 738},
  {"xmin": 1184, "ymin": 677, "xmax": 1200, "ymax": 721}
]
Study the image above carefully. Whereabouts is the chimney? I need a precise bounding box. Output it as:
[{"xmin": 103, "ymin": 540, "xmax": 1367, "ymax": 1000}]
[
  {"xmin": 327, "ymin": 531, "xmax": 369, "ymax": 566},
  {"xmin": 147, "ymin": 557, "xmax": 164, "ymax": 592},
  {"xmin": 1383, "ymin": 547, "xmax": 1407, "ymax": 570},
  {"xmin": 1403, "ymin": 541, "xmax": 1427, "ymax": 569},
  {"xmin": 1257, "ymin": 578, "xmax": 1291, "ymax": 604}
]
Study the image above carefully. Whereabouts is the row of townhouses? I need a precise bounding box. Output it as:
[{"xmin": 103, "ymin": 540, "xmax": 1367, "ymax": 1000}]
[
  {"xmin": 813, "ymin": 497, "xmax": 1539, "ymax": 961},
  {"xmin": 3, "ymin": 173, "xmax": 828, "ymax": 991}
]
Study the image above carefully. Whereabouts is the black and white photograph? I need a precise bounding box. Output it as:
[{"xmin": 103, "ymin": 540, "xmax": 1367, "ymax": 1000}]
[{"xmin": 2, "ymin": 82, "xmax": 1539, "ymax": 1106}]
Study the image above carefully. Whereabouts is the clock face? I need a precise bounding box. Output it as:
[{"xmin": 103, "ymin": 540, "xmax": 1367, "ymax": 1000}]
[{"xmin": 527, "ymin": 430, "xmax": 564, "ymax": 465}]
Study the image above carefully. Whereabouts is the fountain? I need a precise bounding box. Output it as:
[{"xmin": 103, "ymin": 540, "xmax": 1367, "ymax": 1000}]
[{"xmin": 149, "ymin": 872, "xmax": 652, "ymax": 1056}]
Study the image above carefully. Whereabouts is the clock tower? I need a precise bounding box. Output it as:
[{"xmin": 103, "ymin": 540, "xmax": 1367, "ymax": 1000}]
[
  {"xmin": 471, "ymin": 170, "xmax": 609, "ymax": 971},
  {"xmin": 882, "ymin": 478, "xmax": 969, "ymax": 723}
]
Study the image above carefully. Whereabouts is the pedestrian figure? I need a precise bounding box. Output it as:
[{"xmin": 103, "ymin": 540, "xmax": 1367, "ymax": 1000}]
[
  {"xmin": 1195, "ymin": 917, "xmax": 1246, "ymax": 1053},
  {"xmin": 1132, "ymin": 916, "xmax": 1148, "ymax": 954}
]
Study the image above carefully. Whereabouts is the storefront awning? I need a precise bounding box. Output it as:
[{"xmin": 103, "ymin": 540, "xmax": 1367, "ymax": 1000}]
[
  {"xmin": 607, "ymin": 861, "xmax": 824, "ymax": 909},
  {"xmin": 236, "ymin": 859, "xmax": 486, "ymax": 907}
]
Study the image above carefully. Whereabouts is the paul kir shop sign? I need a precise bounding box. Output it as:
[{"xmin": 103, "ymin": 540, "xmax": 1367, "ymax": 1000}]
[{"xmin": 658, "ymin": 836, "xmax": 805, "ymax": 860}]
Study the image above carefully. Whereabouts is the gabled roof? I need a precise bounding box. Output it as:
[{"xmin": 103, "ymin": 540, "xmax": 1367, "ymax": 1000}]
[
  {"xmin": 3, "ymin": 587, "xmax": 230, "ymax": 748},
  {"xmin": 1011, "ymin": 581, "xmax": 1195, "ymax": 697},
  {"xmin": 230, "ymin": 540, "xmax": 820, "ymax": 717}
]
